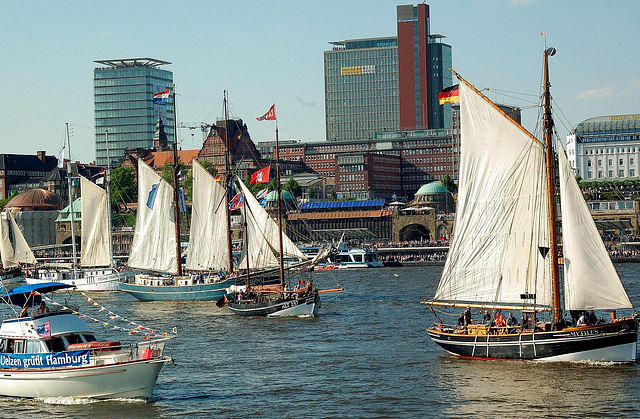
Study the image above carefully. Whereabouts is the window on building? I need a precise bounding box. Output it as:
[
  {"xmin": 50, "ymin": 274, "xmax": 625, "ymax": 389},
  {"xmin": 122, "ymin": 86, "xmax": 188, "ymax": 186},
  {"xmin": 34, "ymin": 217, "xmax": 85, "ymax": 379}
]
[
  {"xmin": 631, "ymin": 158, "xmax": 635, "ymax": 165},
  {"xmin": 619, "ymin": 170, "xmax": 624, "ymax": 177},
  {"xmin": 608, "ymin": 170, "xmax": 613, "ymax": 177},
  {"xmin": 620, "ymin": 159, "xmax": 624, "ymax": 165},
  {"xmin": 598, "ymin": 160, "xmax": 602, "ymax": 167},
  {"xmin": 631, "ymin": 169, "xmax": 635, "ymax": 177}
]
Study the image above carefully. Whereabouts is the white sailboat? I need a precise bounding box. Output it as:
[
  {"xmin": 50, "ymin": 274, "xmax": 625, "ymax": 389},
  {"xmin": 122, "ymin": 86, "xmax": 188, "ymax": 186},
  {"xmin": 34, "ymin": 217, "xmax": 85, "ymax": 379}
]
[
  {"xmin": 119, "ymin": 154, "xmax": 236, "ymax": 301},
  {"xmin": 26, "ymin": 126, "xmax": 120, "ymax": 291},
  {"xmin": 0, "ymin": 211, "xmax": 37, "ymax": 282},
  {"xmin": 424, "ymin": 48, "xmax": 637, "ymax": 362}
]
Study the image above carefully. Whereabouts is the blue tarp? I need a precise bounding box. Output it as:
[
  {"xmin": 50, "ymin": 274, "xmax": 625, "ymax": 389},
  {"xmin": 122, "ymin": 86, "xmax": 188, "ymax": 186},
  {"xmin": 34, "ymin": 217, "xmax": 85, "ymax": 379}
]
[
  {"xmin": 300, "ymin": 199, "xmax": 385, "ymax": 211},
  {"xmin": 2, "ymin": 282, "xmax": 74, "ymax": 307}
]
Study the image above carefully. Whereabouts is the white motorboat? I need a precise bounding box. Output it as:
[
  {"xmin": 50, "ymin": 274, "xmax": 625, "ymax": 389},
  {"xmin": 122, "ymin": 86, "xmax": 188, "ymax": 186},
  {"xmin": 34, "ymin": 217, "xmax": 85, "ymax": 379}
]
[{"xmin": 0, "ymin": 282, "xmax": 173, "ymax": 399}]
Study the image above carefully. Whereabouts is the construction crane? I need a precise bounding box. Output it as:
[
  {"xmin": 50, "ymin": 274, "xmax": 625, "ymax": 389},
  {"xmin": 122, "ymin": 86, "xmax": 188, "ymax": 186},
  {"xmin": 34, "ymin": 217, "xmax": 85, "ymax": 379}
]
[{"xmin": 178, "ymin": 122, "xmax": 214, "ymax": 143}]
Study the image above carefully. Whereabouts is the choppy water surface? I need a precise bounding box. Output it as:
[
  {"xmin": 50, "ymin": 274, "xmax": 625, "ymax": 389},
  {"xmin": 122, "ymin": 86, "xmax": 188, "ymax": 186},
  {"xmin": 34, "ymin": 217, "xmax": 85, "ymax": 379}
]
[{"xmin": 3, "ymin": 264, "xmax": 640, "ymax": 418}]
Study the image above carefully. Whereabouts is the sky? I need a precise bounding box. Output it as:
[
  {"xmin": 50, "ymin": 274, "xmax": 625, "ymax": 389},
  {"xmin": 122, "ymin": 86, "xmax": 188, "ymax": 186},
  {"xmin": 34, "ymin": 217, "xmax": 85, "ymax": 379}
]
[{"xmin": 1, "ymin": 1, "xmax": 639, "ymax": 164}]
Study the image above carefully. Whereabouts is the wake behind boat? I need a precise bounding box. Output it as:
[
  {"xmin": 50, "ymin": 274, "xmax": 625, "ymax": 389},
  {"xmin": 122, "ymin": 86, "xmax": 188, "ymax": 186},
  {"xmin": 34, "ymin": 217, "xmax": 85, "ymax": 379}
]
[
  {"xmin": 423, "ymin": 48, "xmax": 638, "ymax": 362},
  {"xmin": 0, "ymin": 282, "xmax": 173, "ymax": 399}
]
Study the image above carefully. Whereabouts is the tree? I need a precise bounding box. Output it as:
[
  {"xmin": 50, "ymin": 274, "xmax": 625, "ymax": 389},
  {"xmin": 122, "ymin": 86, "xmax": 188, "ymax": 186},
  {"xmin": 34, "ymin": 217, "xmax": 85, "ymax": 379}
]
[
  {"xmin": 441, "ymin": 174, "xmax": 457, "ymax": 194},
  {"xmin": 283, "ymin": 178, "xmax": 301, "ymax": 198},
  {"xmin": 109, "ymin": 167, "xmax": 136, "ymax": 210},
  {"xmin": 0, "ymin": 191, "xmax": 18, "ymax": 211}
]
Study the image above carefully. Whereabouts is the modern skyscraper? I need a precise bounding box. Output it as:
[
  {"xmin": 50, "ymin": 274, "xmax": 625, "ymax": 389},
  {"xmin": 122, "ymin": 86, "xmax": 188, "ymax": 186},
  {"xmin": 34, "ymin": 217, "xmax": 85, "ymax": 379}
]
[
  {"xmin": 324, "ymin": 4, "xmax": 452, "ymax": 143},
  {"xmin": 93, "ymin": 58, "xmax": 174, "ymax": 167}
]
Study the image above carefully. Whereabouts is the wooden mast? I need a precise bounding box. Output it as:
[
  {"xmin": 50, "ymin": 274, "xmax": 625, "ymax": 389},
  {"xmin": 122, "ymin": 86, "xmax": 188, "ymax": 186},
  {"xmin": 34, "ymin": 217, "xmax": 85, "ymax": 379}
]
[
  {"xmin": 543, "ymin": 47, "xmax": 561, "ymax": 326},
  {"xmin": 66, "ymin": 123, "xmax": 78, "ymax": 277},
  {"xmin": 274, "ymin": 119, "xmax": 285, "ymax": 288},
  {"xmin": 104, "ymin": 129, "xmax": 115, "ymax": 268},
  {"xmin": 171, "ymin": 89, "xmax": 183, "ymax": 277},
  {"xmin": 223, "ymin": 91, "xmax": 234, "ymax": 274}
]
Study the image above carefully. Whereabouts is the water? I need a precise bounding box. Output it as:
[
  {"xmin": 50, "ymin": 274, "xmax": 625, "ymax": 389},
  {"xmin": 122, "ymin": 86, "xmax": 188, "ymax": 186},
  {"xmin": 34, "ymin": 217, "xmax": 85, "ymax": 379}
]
[{"xmin": 3, "ymin": 264, "xmax": 640, "ymax": 418}]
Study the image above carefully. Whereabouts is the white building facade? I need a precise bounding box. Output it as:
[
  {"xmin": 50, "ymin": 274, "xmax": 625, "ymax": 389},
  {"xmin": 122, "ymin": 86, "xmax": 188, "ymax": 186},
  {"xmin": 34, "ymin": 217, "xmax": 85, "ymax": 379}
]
[{"xmin": 567, "ymin": 114, "xmax": 640, "ymax": 180}]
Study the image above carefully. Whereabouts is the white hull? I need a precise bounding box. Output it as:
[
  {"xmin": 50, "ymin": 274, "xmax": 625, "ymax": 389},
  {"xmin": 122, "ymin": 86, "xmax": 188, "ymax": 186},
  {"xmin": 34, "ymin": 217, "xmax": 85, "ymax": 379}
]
[
  {"xmin": 26, "ymin": 269, "xmax": 120, "ymax": 291},
  {"xmin": 267, "ymin": 301, "xmax": 319, "ymax": 317},
  {"xmin": 336, "ymin": 261, "xmax": 384, "ymax": 269},
  {"xmin": 537, "ymin": 341, "xmax": 637, "ymax": 363},
  {"xmin": 0, "ymin": 358, "xmax": 169, "ymax": 399}
]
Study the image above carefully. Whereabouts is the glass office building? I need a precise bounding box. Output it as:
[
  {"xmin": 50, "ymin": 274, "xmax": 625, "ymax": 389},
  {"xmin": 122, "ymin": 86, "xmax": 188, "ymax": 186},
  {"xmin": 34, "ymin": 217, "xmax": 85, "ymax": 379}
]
[
  {"xmin": 324, "ymin": 38, "xmax": 399, "ymax": 143},
  {"xmin": 324, "ymin": 4, "xmax": 452, "ymax": 143},
  {"xmin": 94, "ymin": 58, "xmax": 174, "ymax": 167}
]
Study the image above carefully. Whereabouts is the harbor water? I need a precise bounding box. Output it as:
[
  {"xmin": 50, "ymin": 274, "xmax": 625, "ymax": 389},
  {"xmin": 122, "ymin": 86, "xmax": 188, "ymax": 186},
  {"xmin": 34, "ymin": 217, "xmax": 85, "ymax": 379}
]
[{"xmin": 3, "ymin": 264, "xmax": 640, "ymax": 418}]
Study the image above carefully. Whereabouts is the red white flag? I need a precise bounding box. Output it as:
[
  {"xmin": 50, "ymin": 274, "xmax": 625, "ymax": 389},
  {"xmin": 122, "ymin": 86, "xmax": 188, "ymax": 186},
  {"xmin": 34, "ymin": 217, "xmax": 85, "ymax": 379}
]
[
  {"xmin": 250, "ymin": 166, "xmax": 270, "ymax": 184},
  {"xmin": 256, "ymin": 104, "xmax": 276, "ymax": 121}
]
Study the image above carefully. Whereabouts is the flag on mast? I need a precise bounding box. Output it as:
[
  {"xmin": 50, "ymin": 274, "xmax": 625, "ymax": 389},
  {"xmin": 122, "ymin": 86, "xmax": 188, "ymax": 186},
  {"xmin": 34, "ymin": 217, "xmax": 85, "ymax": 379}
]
[
  {"xmin": 250, "ymin": 166, "xmax": 270, "ymax": 184},
  {"xmin": 153, "ymin": 89, "xmax": 170, "ymax": 104},
  {"xmin": 438, "ymin": 85, "xmax": 459, "ymax": 105},
  {"xmin": 256, "ymin": 104, "xmax": 276, "ymax": 121}
]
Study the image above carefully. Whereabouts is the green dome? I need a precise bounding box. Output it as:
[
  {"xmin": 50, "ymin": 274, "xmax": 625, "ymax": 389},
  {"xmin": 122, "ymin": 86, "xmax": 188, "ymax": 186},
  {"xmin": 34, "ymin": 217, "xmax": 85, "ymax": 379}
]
[
  {"xmin": 266, "ymin": 190, "xmax": 295, "ymax": 202},
  {"xmin": 415, "ymin": 181, "xmax": 449, "ymax": 196}
]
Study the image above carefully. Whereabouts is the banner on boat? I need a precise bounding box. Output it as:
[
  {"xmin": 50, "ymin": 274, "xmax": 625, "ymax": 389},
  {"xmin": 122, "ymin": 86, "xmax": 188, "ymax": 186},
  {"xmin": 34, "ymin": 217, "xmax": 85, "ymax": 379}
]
[{"xmin": 0, "ymin": 350, "xmax": 90, "ymax": 369}]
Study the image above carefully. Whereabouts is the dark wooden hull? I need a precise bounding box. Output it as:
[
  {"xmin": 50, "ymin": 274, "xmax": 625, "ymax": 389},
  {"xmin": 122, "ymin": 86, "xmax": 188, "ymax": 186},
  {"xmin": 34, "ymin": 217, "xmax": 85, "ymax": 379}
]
[
  {"xmin": 427, "ymin": 318, "xmax": 638, "ymax": 362},
  {"xmin": 227, "ymin": 292, "xmax": 319, "ymax": 317}
]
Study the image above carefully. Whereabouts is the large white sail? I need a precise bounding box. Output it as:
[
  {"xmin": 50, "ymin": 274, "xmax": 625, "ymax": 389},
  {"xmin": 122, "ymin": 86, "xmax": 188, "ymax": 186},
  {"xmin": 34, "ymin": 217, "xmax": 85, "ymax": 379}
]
[
  {"xmin": 236, "ymin": 178, "xmax": 306, "ymax": 270},
  {"xmin": 80, "ymin": 176, "xmax": 111, "ymax": 267},
  {"xmin": 128, "ymin": 160, "xmax": 178, "ymax": 274},
  {"xmin": 434, "ymin": 81, "xmax": 553, "ymax": 307},
  {"xmin": 558, "ymin": 142, "xmax": 632, "ymax": 310},
  {"xmin": 185, "ymin": 160, "xmax": 230, "ymax": 271},
  {"xmin": 0, "ymin": 212, "xmax": 37, "ymax": 268}
]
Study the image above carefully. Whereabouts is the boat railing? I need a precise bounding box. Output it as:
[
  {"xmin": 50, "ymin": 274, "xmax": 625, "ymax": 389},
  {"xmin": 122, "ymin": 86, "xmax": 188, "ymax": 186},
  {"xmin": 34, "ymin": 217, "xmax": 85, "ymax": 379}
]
[
  {"xmin": 432, "ymin": 323, "xmax": 525, "ymax": 336},
  {"xmin": 134, "ymin": 337, "xmax": 174, "ymax": 361}
]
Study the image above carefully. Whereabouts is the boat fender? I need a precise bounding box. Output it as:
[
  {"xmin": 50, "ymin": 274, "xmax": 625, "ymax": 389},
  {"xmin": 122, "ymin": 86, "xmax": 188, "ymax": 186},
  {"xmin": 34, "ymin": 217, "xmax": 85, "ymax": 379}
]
[{"xmin": 141, "ymin": 348, "xmax": 154, "ymax": 359}]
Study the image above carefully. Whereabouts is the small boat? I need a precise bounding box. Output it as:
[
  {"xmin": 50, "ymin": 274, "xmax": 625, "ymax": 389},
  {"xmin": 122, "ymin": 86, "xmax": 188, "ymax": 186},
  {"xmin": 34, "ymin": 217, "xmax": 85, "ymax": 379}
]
[
  {"xmin": 329, "ymin": 245, "xmax": 383, "ymax": 269},
  {"xmin": 226, "ymin": 104, "xmax": 332, "ymax": 317},
  {"xmin": 0, "ymin": 282, "xmax": 173, "ymax": 399},
  {"xmin": 424, "ymin": 48, "xmax": 638, "ymax": 362}
]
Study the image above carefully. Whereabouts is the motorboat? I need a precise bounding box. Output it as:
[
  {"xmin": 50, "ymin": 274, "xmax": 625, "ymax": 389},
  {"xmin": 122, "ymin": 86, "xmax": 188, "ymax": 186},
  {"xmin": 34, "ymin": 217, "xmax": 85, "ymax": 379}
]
[{"xmin": 0, "ymin": 282, "xmax": 173, "ymax": 399}]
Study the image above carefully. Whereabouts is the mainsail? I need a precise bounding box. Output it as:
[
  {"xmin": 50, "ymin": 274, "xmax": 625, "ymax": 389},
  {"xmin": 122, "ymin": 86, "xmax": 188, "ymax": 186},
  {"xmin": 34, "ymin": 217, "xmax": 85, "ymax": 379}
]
[
  {"xmin": 80, "ymin": 176, "xmax": 111, "ymax": 267},
  {"xmin": 557, "ymin": 142, "xmax": 632, "ymax": 310},
  {"xmin": 236, "ymin": 178, "xmax": 306, "ymax": 270},
  {"xmin": 185, "ymin": 160, "xmax": 230, "ymax": 271},
  {"xmin": 434, "ymin": 81, "xmax": 553, "ymax": 307},
  {"xmin": 128, "ymin": 160, "xmax": 179, "ymax": 274},
  {"xmin": 0, "ymin": 212, "xmax": 37, "ymax": 268}
]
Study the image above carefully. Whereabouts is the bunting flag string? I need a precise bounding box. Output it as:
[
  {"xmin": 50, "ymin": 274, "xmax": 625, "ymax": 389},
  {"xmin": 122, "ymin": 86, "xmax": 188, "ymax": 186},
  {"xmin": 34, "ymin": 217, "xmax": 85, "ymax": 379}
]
[{"xmin": 34, "ymin": 291, "xmax": 176, "ymax": 339}]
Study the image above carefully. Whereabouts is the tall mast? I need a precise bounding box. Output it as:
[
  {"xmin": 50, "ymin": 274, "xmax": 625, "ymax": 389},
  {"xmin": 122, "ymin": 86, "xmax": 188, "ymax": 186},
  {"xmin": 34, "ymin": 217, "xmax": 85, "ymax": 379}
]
[
  {"xmin": 274, "ymin": 119, "xmax": 285, "ymax": 287},
  {"xmin": 104, "ymin": 129, "xmax": 114, "ymax": 268},
  {"xmin": 172, "ymin": 89, "xmax": 183, "ymax": 276},
  {"xmin": 543, "ymin": 47, "xmax": 561, "ymax": 326},
  {"xmin": 223, "ymin": 91, "xmax": 234, "ymax": 274},
  {"xmin": 66, "ymin": 123, "xmax": 78, "ymax": 275}
]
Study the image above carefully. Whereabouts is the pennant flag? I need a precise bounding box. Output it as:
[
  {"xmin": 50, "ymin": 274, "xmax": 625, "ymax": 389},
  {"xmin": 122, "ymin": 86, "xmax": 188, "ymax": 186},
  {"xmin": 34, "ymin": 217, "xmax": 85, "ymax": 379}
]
[
  {"xmin": 438, "ymin": 84, "xmax": 459, "ymax": 105},
  {"xmin": 250, "ymin": 166, "xmax": 270, "ymax": 184},
  {"xmin": 36, "ymin": 321, "xmax": 51, "ymax": 338},
  {"xmin": 256, "ymin": 104, "xmax": 276, "ymax": 121},
  {"xmin": 178, "ymin": 187, "xmax": 187, "ymax": 212},
  {"xmin": 58, "ymin": 145, "xmax": 65, "ymax": 169},
  {"xmin": 229, "ymin": 192, "xmax": 244, "ymax": 210},
  {"xmin": 153, "ymin": 89, "xmax": 170, "ymax": 104},
  {"xmin": 146, "ymin": 183, "xmax": 160, "ymax": 210},
  {"xmin": 255, "ymin": 188, "xmax": 268, "ymax": 200}
]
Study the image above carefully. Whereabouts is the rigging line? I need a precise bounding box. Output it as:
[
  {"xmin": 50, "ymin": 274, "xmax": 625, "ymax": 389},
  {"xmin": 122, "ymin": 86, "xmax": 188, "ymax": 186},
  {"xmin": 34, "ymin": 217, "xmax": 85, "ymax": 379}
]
[
  {"xmin": 484, "ymin": 90, "xmax": 540, "ymax": 106},
  {"xmin": 484, "ymin": 87, "xmax": 539, "ymax": 98}
]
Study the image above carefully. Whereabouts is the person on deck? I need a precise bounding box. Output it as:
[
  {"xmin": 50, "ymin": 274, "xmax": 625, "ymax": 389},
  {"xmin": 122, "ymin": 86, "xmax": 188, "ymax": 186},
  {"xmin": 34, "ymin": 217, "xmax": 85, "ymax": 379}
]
[
  {"xmin": 577, "ymin": 312, "xmax": 588, "ymax": 327},
  {"xmin": 588, "ymin": 310, "xmax": 598, "ymax": 325},
  {"xmin": 507, "ymin": 312, "xmax": 518, "ymax": 327},
  {"xmin": 463, "ymin": 307, "xmax": 472, "ymax": 326}
]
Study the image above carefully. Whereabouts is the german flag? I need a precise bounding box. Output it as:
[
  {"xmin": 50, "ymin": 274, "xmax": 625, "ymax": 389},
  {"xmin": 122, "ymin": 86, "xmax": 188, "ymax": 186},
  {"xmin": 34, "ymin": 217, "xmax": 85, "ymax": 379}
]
[{"xmin": 438, "ymin": 84, "xmax": 459, "ymax": 105}]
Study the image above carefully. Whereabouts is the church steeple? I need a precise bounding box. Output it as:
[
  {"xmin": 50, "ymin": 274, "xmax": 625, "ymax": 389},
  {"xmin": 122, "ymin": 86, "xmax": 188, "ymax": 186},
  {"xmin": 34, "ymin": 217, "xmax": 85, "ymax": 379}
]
[{"xmin": 153, "ymin": 115, "xmax": 169, "ymax": 151}]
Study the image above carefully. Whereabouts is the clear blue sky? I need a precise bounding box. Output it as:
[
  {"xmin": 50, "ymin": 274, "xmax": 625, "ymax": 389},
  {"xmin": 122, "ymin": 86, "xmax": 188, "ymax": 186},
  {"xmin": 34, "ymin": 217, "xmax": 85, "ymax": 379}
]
[{"xmin": 1, "ymin": 1, "xmax": 638, "ymax": 164}]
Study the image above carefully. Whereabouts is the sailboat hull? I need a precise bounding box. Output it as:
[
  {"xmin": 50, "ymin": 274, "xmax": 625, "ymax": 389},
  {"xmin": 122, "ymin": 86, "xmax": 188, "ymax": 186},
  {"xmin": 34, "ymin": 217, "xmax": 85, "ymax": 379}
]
[
  {"xmin": 119, "ymin": 276, "xmax": 237, "ymax": 301},
  {"xmin": 26, "ymin": 269, "xmax": 120, "ymax": 291},
  {"xmin": 227, "ymin": 292, "xmax": 320, "ymax": 317},
  {"xmin": 427, "ymin": 318, "xmax": 638, "ymax": 362}
]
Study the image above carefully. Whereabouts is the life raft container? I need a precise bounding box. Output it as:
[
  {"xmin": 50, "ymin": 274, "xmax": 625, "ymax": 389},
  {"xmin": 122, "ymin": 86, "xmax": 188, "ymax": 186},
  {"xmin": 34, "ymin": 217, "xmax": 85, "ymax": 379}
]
[{"xmin": 68, "ymin": 341, "xmax": 122, "ymax": 351}]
